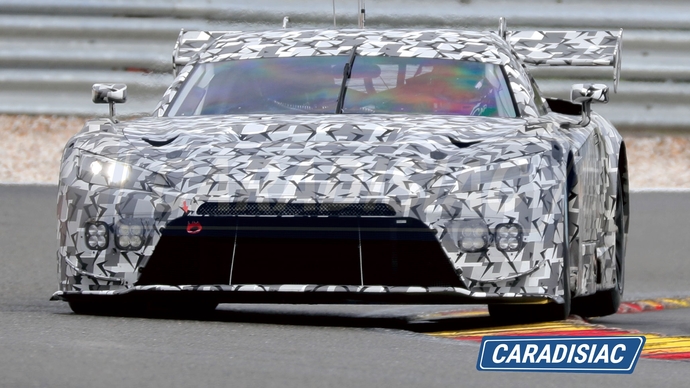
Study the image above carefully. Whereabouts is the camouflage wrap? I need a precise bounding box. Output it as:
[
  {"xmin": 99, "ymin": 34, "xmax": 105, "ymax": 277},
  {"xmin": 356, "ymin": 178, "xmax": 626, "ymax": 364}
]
[
  {"xmin": 172, "ymin": 30, "xmax": 227, "ymax": 76},
  {"xmin": 91, "ymin": 84, "xmax": 128, "ymax": 104},
  {"xmin": 55, "ymin": 29, "xmax": 626, "ymax": 306},
  {"xmin": 508, "ymin": 30, "xmax": 623, "ymax": 91},
  {"xmin": 158, "ymin": 29, "xmax": 540, "ymax": 118},
  {"xmin": 50, "ymin": 284, "xmax": 557, "ymax": 305},
  {"xmin": 509, "ymin": 30, "xmax": 621, "ymax": 67}
]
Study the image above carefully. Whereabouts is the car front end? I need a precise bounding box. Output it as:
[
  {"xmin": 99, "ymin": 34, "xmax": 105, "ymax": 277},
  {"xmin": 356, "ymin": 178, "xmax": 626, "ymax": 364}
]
[{"xmin": 54, "ymin": 113, "xmax": 570, "ymax": 307}]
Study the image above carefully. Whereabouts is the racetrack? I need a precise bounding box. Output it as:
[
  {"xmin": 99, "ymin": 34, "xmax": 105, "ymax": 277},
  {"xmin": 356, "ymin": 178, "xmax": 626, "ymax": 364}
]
[{"xmin": 1, "ymin": 184, "xmax": 689, "ymax": 387}]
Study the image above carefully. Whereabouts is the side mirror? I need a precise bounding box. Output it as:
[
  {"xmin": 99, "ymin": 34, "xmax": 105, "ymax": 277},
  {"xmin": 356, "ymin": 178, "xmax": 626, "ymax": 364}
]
[
  {"xmin": 92, "ymin": 84, "xmax": 127, "ymax": 121},
  {"xmin": 571, "ymin": 83, "xmax": 609, "ymax": 104},
  {"xmin": 569, "ymin": 83, "xmax": 608, "ymax": 127}
]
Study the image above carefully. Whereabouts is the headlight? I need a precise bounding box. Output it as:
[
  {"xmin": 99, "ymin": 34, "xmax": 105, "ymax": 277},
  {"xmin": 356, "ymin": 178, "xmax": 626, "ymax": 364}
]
[
  {"xmin": 78, "ymin": 154, "xmax": 169, "ymax": 190},
  {"xmin": 88, "ymin": 159, "xmax": 130, "ymax": 185}
]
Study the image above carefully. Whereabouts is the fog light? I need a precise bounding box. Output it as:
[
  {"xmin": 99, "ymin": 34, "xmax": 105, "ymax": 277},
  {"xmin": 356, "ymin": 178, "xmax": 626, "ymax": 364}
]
[
  {"xmin": 130, "ymin": 235, "xmax": 142, "ymax": 247},
  {"xmin": 118, "ymin": 224, "xmax": 130, "ymax": 236},
  {"xmin": 114, "ymin": 219, "xmax": 146, "ymax": 250},
  {"xmin": 129, "ymin": 224, "xmax": 142, "ymax": 235},
  {"xmin": 84, "ymin": 221, "xmax": 109, "ymax": 250},
  {"xmin": 117, "ymin": 235, "xmax": 131, "ymax": 247},
  {"xmin": 495, "ymin": 223, "xmax": 523, "ymax": 252},
  {"xmin": 457, "ymin": 219, "xmax": 490, "ymax": 252}
]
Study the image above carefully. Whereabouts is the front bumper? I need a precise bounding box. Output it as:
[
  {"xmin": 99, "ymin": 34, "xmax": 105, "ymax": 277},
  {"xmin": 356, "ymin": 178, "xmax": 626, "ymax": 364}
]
[{"xmin": 56, "ymin": 164, "xmax": 568, "ymax": 301}]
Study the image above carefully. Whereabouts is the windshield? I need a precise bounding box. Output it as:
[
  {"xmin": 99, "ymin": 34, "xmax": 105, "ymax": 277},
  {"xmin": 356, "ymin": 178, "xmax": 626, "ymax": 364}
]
[{"xmin": 165, "ymin": 56, "xmax": 517, "ymax": 117}]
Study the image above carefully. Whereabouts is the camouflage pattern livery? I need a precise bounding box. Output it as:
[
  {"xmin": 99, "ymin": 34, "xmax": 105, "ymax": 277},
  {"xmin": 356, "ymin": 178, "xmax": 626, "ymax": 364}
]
[
  {"xmin": 508, "ymin": 30, "xmax": 621, "ymax": 67},
  {"xmin": 91, "ymin": 83, "xmax": 128, "ymax": 104},
  {"xmin": 172, "ymin": 30, "xmax": 227, "ymax": 76},
  {"xmin": 52, "ymin": 29, "xmax": 628, "ymax": 310},
  {"xmin": 508, "ymin": 30, "xmax": 623, "ymax": 91},
  {"xmin": 160, "ymin": 29, "xmax": 540, "ymax": 119}
]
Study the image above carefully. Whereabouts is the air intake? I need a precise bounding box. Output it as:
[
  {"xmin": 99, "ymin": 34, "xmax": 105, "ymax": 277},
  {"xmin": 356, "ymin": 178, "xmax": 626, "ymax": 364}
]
[{"xmin": 196, "ymin": 202, "xmax": 396, "ymax": 217}]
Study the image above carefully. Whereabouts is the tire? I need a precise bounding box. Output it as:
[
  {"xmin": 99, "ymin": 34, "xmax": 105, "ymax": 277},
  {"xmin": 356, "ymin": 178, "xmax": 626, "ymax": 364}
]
[
  {"xmin": 68, "ymin": 297, "xmax": 218, "ymax": 317},
  {"xmin": 488, "ymin": 249, "xmax": 571, "ymax": 324},
  {"xmin": 571, "ymin": 170, "xmax": 626, "ymax": 318},
  {"xmin": 68, "ymin": 299, "xmax": 125, "ymax": 316},
  {"xmin": 68, "ymin": 300, "xmax": 98, "ymax": 315},
  {"xmin": 571, "ymin": 288, "xmax": 621, "ymax": 319},
  {"xmin": 489, "ymin": 162, "xmax": 575, "ymax": 324}
]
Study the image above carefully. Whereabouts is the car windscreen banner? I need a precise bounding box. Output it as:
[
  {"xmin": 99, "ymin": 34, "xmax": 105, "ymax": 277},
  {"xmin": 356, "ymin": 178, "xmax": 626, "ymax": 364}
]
[{"xmin": 476, "ymin": 336, "xmax": 645, "ymax": 373}]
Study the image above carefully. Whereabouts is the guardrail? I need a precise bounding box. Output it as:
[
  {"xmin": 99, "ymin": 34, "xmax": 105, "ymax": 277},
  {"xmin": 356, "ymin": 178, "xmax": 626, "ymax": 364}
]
[{"xmin": 1, "ymin": 0, "xmax": 689, "ymax": 132}]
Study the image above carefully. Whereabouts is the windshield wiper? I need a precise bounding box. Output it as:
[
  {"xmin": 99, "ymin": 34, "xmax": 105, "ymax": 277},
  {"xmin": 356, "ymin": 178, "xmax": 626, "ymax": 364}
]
[{"xmin": 335, "ymin": 44, "xmax": 360, "ymax": 114}]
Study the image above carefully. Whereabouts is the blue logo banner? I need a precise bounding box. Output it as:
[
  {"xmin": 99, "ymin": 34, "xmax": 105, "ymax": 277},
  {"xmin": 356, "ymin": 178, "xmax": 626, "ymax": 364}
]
[{"xmin": 477, "ymin": 336, "xmax": 646, "ymax": 373}]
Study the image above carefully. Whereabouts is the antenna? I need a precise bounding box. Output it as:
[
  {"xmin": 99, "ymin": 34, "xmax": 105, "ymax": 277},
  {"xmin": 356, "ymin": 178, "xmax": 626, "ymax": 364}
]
[
  {"xmin": 332, "ymin": 0, "xmax": 337, "ymax": 27},
  {"xmin": 498, "ymin": 17, "xmax": 507, "ymax": 40},
  {"xmin": 358, "ymin": 0, "xmax": 365, "ymax": 28}
]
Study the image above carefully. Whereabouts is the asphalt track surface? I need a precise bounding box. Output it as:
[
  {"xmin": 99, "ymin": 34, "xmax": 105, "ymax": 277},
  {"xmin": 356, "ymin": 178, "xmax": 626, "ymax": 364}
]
[{"xmin": 1, "ymin": 184, "xmax": 689, "ymax": 387}]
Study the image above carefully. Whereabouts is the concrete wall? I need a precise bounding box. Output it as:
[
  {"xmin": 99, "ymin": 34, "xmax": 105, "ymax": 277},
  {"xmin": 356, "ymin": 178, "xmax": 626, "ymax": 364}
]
[{"xmin": 1, "ymin": 0, "xmax": 688, "ymax": 132}]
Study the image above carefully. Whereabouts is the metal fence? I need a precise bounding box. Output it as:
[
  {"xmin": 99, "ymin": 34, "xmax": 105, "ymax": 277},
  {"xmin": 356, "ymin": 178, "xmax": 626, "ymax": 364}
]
[{"xmin": 1, "ymin": 0, "xmax": 689, "ymax": 132}]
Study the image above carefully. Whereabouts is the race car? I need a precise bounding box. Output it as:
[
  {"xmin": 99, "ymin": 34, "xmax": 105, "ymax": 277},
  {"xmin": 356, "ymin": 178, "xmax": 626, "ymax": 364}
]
[{"xmin": 52, "ymin": 21, "xmax": 628, "ymax": 322}]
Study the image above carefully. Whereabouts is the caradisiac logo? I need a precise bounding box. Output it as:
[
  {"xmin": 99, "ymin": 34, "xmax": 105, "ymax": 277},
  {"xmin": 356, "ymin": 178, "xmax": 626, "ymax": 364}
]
[{"xmin": 477, "ymin": 336, "xmax": 646, "ymax": 373}]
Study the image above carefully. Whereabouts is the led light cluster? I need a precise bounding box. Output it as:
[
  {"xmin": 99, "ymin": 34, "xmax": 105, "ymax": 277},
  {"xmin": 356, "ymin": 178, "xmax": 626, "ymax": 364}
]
[
  {"xmin": 457, "ymin": 220, "xmax": 490, "ymax": 252},
  {"xmin": 89, "ymin": 160, "xmax": 131, "ymax": 185},
  {"xmin": 114, "ymin": 220, "xmax": 145, "ymax": 251},
  {"xmin": 78, "ymin": 154, "xmax": 170, "ymax": 190},
  {"xmin": 84, "ymin": 221, "xmax": 109, "ymax": 250},
  {"xmin": 456, "ymin": 220, "xmax": 524, "ymax": 253},
  {"xmin": 495, "ymin": 223, "xmax": 523, "ymax": 252}
]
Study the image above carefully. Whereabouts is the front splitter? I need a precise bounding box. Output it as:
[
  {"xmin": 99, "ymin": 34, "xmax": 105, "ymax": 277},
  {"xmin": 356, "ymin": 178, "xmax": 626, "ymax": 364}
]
[{"xmin": 52, "ymin": 284, "xmax": 559, "ymax": 305}]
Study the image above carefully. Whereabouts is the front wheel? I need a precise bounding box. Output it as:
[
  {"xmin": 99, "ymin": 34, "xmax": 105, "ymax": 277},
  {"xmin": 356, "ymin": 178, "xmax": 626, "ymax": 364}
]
[
  {"xmin": 570, "ymin": 287, "xmax": 621, "ymax": 318},
  {"xmin": 68, "ymin": 300, "xmax": 109, "ymax": 315},
  {"xmin": 489, "ymin": 296, "xmax": 570, "ymax": 324},
  {"xmin": 489, "ymin": 252, "xmax": 571, "ymax": 324},
  {"xmin": 68, "ymin": 298, "xmax": 218, "ymax": 317},
  {"xmin": 571, "ymin": 170, "xmax": 627, "ymax": 318},
  {"xmin": 489, "ymin": 160, "xmax": 576, "ymax": 324}
]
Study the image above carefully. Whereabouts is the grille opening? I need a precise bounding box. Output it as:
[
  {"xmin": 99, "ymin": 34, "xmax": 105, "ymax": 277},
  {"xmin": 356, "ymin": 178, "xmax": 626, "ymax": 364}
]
[
  {"xmin": 138, "ymin": 217, "xmax": 463, "ymax": 288},
  {"xmin": 196, "ymin": 202, "xmax": 396, "ymax": 217}
]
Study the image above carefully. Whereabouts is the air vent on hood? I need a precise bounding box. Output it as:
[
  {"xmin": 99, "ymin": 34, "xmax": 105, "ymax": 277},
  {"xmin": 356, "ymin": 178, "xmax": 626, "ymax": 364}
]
[
  {"xmin": 143, "ymin": 135, "xmax": 179, "ymax": 147},
  {"xmin": 449, "ymin": 137, "xmax": 481, "ymax": 149}
]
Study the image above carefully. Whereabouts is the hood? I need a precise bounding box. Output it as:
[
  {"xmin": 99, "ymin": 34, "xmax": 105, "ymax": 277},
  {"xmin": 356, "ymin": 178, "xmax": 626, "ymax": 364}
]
[
  {"xmin": 120, "ymin": 114, "xmax": 526, "ymax": 146},
  {"xmin": 87, "ymin": 114, "xmax": 552, "ymax": 196}
]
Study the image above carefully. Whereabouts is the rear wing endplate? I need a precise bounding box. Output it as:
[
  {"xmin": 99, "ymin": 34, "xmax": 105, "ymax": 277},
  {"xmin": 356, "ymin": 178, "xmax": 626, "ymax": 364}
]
[{"xmin": 507, "ymin": 29, "xmax": 623, "ymax": 92}]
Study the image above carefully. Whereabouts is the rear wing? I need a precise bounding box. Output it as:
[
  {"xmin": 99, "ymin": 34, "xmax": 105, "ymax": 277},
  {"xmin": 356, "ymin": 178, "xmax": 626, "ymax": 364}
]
[
  {"xmin": 507, "ymin": 30, "xmax": 623, "ymax": 92},
  {"xmin": 172, "ymin": 29, "xmax": 228, "ymax": 76}
]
